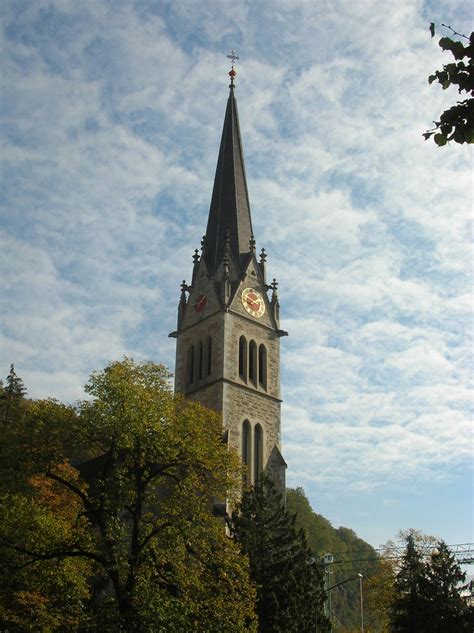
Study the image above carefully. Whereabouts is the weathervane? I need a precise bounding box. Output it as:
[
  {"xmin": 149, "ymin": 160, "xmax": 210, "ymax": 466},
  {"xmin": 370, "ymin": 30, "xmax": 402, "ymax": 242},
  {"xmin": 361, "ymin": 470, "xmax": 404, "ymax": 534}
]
[{"xmin": 227, "ymin": 49, "xmax": 239, "ymax": 86}]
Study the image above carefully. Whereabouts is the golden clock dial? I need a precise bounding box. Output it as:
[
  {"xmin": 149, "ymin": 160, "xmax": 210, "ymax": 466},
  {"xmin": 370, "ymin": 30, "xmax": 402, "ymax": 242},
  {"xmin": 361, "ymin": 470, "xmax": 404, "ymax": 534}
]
[{"xmin": 242, "ymin": 287, "xmax": 265, "ymax": 318}]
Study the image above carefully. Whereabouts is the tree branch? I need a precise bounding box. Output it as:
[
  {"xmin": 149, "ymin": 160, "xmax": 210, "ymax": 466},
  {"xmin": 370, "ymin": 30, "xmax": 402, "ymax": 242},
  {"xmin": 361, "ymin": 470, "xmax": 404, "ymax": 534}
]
[
  {"xmin": 1, "ymin": 538, "xmax": 108, "ymax": 569},
  {"xmin": 137, "ymin": 521, "xmax": 172, "ymax": 554},
  {"xmin": 441, "ymin": 24, "xmax": 469, "ymax": 40}
]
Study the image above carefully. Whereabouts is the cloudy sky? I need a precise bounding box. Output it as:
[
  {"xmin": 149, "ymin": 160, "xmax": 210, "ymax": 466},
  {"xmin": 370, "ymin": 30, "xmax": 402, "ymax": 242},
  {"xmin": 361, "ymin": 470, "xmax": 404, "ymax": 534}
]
[{"xmin": 1, "ymin": 0, "xmax": 472, "ymax": 555}]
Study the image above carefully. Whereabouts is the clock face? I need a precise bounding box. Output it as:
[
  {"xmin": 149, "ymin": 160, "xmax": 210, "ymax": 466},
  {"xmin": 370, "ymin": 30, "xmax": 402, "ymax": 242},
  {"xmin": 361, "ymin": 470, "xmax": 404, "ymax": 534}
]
[
  {"xmin": 194, "ymin": 294, "xmax": 208, "ymax": 313},
  {"xmin": 242, "ymin": 287, "xmax": 265, "ymax": 318}
]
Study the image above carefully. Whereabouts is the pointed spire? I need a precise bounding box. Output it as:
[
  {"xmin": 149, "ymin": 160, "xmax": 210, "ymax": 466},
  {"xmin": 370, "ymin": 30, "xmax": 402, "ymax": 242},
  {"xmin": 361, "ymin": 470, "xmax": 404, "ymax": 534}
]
[{"xmin": 204, "ymin": 53, "xmax": 254, "ymax": 272}]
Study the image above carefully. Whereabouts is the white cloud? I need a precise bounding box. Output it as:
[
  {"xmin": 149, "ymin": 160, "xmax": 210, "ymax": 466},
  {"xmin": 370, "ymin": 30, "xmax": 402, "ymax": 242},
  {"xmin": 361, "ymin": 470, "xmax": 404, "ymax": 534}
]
[{"xmin": 0, "ymin": 0, "xmax": 472, "ymax": 545}]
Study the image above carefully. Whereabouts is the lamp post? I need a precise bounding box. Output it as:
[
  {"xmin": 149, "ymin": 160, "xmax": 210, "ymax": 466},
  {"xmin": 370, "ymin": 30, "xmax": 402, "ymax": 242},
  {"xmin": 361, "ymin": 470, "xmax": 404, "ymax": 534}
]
[{"xmin": 358, "ymin": 573, "xmax": 364, "ymax": 633}]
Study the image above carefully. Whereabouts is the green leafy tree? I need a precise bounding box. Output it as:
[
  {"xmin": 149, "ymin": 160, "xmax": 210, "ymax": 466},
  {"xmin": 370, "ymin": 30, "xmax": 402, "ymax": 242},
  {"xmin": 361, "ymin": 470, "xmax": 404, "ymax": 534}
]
[
  {"xmin": 230, "ymin": 475, "xmax": 330, "ymax": 633},
  {"xmin": 364, "ymin": 556, "xmax": 396, "ymax": 633},
  {"xmin": 424, "ymin": 24, "xmax": 474, "ymax": 145},
  {"xmin": 0, "ymin": 359, "xmax": 257, "ymax": 632},
  {"xmin": 0, "ymin": 461, "xmax": 94, "ymax": 631}
]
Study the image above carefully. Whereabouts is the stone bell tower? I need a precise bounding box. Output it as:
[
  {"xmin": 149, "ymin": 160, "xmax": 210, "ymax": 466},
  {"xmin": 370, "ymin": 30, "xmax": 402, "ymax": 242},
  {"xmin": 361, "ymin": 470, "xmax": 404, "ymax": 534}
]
[{"xmin": 170, "ymin": 57, "xmax": 287, "ymax": 491}]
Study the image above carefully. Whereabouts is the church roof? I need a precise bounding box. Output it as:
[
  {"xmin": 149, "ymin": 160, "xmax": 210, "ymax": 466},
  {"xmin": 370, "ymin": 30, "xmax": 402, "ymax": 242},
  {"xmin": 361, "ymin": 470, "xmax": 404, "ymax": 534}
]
[{"xmin": 204, "ymin": 78, "xmax": 254, "ymax": 272}]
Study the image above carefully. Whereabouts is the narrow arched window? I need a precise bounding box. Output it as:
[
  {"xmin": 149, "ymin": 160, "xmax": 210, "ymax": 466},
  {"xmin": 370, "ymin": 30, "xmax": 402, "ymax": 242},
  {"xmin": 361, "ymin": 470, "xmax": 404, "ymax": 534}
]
[
  {"xmin": 239, "ymin": 336, "xmax": 247, "ymax": 381},
  {"xmin": 254, "ymin": 424, "xmax": 263, "ymax": 481},
  {"xmin": 187, "ymin": 345, "xmax": 195, "ymax": 386},
  {"xmin": 242, "ymin": 420, "xmax": 251, "ymax": 486},
  {"xmin": 249, "ymin": 340, "xmax": 257, "ymax": 386},
  {"xmin": 258, "ymin": 344, "xmax": 267, "ymax": 389},
  {"xmin": 206, "ymin": 337, "xmax": 212, "ymax": 377},
  {"xmin": 197, "ymin": 340, "xmax": 204, "ymax": 381}
]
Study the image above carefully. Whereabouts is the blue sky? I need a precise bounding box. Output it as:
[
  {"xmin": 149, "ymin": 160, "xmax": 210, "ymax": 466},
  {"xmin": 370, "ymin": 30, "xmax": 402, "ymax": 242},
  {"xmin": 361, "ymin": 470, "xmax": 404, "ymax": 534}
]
[{"xmin": 1, "ymin": 0, "xmax": 472, "ymax": 558}]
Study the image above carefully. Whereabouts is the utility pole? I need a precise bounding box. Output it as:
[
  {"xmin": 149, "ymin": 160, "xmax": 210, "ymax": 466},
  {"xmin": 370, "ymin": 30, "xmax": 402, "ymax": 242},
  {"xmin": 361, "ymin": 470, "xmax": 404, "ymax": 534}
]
[{"xmin": 358, "ymin": 573, "xmax": 364, "ymax": 633}]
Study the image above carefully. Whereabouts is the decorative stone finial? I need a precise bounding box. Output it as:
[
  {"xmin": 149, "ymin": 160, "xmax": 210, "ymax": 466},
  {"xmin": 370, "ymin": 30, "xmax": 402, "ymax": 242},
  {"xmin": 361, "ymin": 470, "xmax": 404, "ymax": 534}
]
[
  {"xmin": 193, "ymin": 249, "xmax": 200, "ymax": 265},
  {"xmin": 271, "ymin": 278, "xmax": 279, "ymax": 299},
  {"xmin": 260, "ymin": 247, "xmax": 267, "ymax": 263},
  {"xmin": 179, "ymin": 280, "xmax": 188, "ymax": 307},
  {"xmin": 201, "ymin": 235, "xmax": 207, "ymax": 253},
  {"xmin": 249, "ymin": 235, "xmax": 256, "ymax": 251},
  {"xmin": 223, "ymin": 254, "xmax": 230, "ymax": 278}
]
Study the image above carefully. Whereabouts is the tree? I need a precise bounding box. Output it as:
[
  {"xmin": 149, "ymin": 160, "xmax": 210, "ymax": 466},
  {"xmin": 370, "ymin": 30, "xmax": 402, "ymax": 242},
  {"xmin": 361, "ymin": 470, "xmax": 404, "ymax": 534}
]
[
  {"xmin": 0, "ymin": 359, "xmax": 257, "ymax": 632},
  {"xmin": 230, "ymin": 475, "xmax": 330, "ymax": 633},
  {"xmin": 363, "ymin": 556, "xmax": 396, "ymax": 633},
  {"xmin": 390, "ymin": 532, "xmax": 428, "ymax": 633},
  {"xmin": 418, "ymin": 541, "xmax": 474, "ymax": 632},
  {"xmin": 389, "ymin": 532, "xmax": 474, "ymax": 633},
  {"xmin": 424, "ymin": 24, "xmax": 474, "ymax": 145},
  {"xmin": 0, "ymin": 462, "xmax": 94, "ymax": 631},
  {"xmin": 0, "ymin": 364, "xmax": 27, "ymax": 425}
]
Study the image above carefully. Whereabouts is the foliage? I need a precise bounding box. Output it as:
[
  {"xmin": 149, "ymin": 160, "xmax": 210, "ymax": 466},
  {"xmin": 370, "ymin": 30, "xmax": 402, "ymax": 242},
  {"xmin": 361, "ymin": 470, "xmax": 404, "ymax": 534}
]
[
  {"xmin": 287, "ymin": 487, "xmax": 381, "ymax": 632},
  {"xmin": 421, "ymin": 541, "xmax": 474, "ymax": 632},
  {"xmin": 0, "ymin": 401, "xmax": 94, "ymax": 631},
  {"xmin": 364, "ymin": 557, "xmax": 396, "ymax": 633},
  {"xmin": 0, "ymin": 359, "xmax": 257, "ymax": 632},
  {"xmin": 0, "ymin": 364, "xmax": 27, "ymax": 425},
  {"xmin": 424, "ymin": 24, "xmax": 474, "ymax": 146},
  {"xmin": 390, "ymin": 532, "xmax": 427, "ymax": 633},
  {"xmin": 231, "ymin": 476, "xmax": 330, "ymax": 633},
  {"xmin": 389, "ymin": 531, "xmax": 474, "ymax": 633}
]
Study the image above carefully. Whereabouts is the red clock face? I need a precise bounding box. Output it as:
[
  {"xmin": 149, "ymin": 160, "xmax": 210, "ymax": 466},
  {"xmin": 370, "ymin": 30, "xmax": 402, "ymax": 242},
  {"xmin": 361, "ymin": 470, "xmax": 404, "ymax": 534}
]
[
  {"xmin": 242, "ymin": 288, "xmax": 265, "ymax": 318},
  {"xmin": 194, "ymin": 294, "xmax": 208, "ymax": 313}
]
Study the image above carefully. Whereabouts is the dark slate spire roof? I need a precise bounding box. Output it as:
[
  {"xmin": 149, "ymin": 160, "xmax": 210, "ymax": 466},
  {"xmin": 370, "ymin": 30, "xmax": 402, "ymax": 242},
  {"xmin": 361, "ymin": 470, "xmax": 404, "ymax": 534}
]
[{"xmin": 204, "ymin": 81, "xmax": 254, "ymax": 272}]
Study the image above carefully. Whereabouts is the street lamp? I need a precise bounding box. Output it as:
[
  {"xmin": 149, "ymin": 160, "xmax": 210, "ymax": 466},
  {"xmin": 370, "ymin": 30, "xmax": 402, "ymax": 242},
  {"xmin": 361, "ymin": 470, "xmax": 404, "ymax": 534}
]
[{"xmin": 358, "ymin": 573, "xmax": 364, "ymax": 633}]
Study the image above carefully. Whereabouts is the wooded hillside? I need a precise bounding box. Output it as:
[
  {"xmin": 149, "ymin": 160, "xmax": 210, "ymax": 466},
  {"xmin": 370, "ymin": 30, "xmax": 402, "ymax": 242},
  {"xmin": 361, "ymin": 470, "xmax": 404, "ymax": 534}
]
[{"xmin": 287, "ymin": 488, "xmax": 382, "ymax": 632}]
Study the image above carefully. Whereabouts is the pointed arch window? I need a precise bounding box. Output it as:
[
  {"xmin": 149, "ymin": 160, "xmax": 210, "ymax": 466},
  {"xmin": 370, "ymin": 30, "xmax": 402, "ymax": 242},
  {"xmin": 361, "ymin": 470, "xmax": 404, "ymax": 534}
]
[
  {"xmin": 187, "ymin": 344, "xmax": 195, "ymax": 387},
  {"xmin": 206, "ymin": 337, "xmax": 212, "ymax": 377},
  {"xmin": 258, "ymin": 344, "xmax": 267, "ymax": 390},
  {"xmin": 239, "ymin": 336, "xmax": 247, "ymax": 381},
  {"xmin": 242, "ymin": 420, "xmax": 251, "ymax": 486},
  {"xmin": 248, "ymin": 340, "xmax": 257, "ymax": 386},
  {"xmin": 254, "ymin": 424, "xmax": 263, "ymax": 481},
  {"xmin": 197, "ymin": 340, "xmax": 204, "ymax": 381}
]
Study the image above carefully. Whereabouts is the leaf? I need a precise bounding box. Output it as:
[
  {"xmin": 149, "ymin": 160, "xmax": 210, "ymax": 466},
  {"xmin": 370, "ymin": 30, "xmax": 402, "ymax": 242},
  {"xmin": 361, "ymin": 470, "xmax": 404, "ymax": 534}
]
[
  {"xmin": 434, "ymin": 133, "xmax": 448, "ymax": 146},
  {"xmin": 439, "ymin": 37, "xmax": 455, "ymax": 51},
  {"xmin": 452, "ymin": 41, "xmax": 466, "ymax": 59},
  {"xmin": 442, "ymin": 80, "xmax": 451, "ymax": 90},
  {"xmin": 430, "ymin": 23, "xmax": 435, "ymax": 38}
]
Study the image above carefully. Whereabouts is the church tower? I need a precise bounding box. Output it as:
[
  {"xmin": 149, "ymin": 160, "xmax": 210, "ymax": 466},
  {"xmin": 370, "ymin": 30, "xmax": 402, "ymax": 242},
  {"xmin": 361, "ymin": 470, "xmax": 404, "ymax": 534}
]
[{"xmin": 170, "ymin": 59, "xmax": 287, "ymax": 492}]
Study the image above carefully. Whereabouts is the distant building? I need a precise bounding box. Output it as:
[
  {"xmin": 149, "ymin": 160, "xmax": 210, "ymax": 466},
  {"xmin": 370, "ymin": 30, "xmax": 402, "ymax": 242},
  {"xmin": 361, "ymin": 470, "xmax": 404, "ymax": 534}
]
[{"xmin": 170, "ymin": 62, "xmax": 287, "ymax": 494}]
